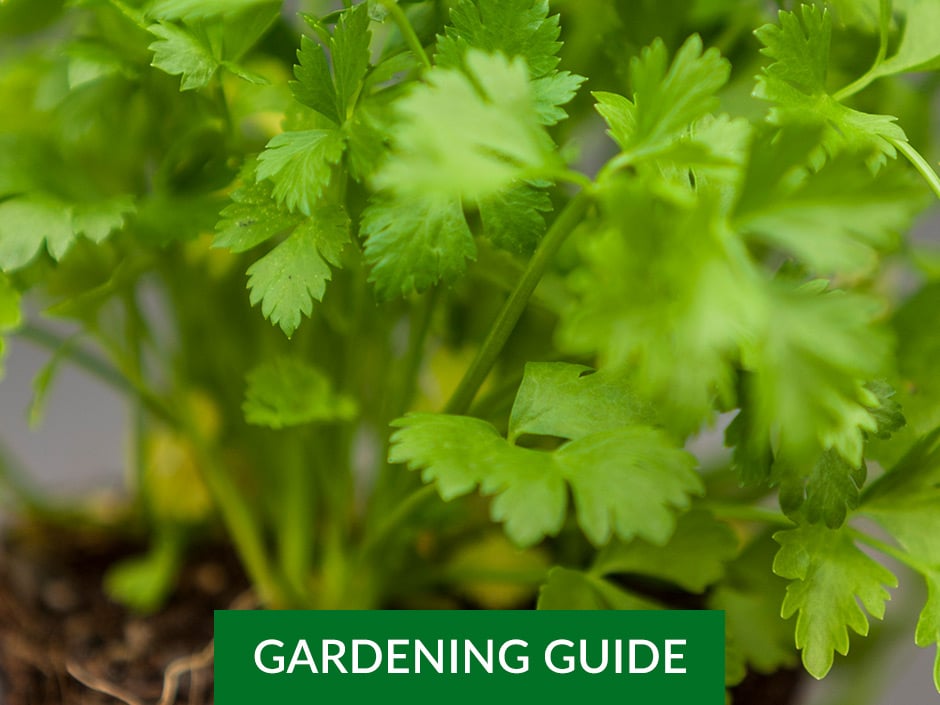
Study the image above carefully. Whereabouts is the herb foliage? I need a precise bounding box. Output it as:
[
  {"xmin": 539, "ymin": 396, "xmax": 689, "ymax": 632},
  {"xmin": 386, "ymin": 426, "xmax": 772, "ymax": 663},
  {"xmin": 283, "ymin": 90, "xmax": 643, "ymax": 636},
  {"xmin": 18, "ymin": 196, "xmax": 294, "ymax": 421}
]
[{"xmin": 1, "ymin": 0, "xmax": 940, "ymax": 696}]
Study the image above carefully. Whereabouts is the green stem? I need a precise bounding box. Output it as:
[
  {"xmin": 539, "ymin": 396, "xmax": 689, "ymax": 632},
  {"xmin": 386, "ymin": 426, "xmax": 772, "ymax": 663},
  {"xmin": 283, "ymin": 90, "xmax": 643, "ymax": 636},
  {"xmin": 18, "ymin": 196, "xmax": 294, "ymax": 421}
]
[
  {"xmin": 278, "ymin": 432, "xmax": 315, "ymax": 603},
  {"xmin": 891, "ymin": 138, "xmax": 940, "ymax": 200},
  {"xmin": 833, "ymin": 0, "xmax": 892, "ymax": 102},
  {"xmin": 444, "ymin": 191, "xmax": 592, "ymax": 415},
  {"xmin": 183, "ymin": 419, "xmax": 291, "ymax": 607},
  {"xmin": 398, "ymin": 288, "xmax": 438, "ymax": 415},
  {"xmin": 849, "ymin": 527, "xmax": 934, "ymax": 576},
  {"xmin": 16, "ymin": 323, "xmax": 178, "ymax": 427},
  {"xmin": 704, "ymin": 502, "xmax": 795, "ymax": 527},
  {"xmin": 378, "ymin": 0, "xmax": 432, "ymax": 70},
  {"xmin": 360, "ymin": 483, "xmax": 437, "ymax": 555}
]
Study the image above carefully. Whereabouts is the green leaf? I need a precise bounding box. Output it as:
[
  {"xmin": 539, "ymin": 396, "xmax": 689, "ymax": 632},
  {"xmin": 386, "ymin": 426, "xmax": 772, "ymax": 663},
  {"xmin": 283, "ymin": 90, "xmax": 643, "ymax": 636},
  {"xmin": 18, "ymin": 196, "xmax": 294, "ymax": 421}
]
[
  {"xmin": 362, "ymin": 194, "xmax": 475, "ymax": 300},
  {"xmin": 773, "ymin": 523, "xmax": 897, "ymax": 679},
  {"xmin": 559, "ymin": 178, "xmax": 760, "ymax": 433},
  {"xmin": 246, "ymin": 205, "xmax": 350, "ymax": 337},
  {"xmin": 373, "ymin": 50, "xmax": 553, "ymax": 202},
  {"xmin": 734, "ymin": 133, "xmax": 924, "ymax": 275},
  {"xmin": 708, "ymin": 534, "xmax": 798, "ymax": 681},
  {"xmin": 753, "ymin": 5, "xmax": 908, "ymax": 165},
  {"xmin": 148, "ymin": 22, "xmax": 219, "ymax": 90},
  {"xmin": 862, "ymin": 431, "xmax": 940, "ymax": 692},
  {"xmin": 435, "ymin": 0, "xmax": 585, "ymax": 125},
  {"xmin": 508, "ymin": 362, "xmax": 655, "ymax": 443},
  {"xmin": 0, "ymin": 196, "xmax": 133, "ymax": 272},
  {"xmin": 537, "ymin": 567, "xmax": 661, "ymax": 610},
  {"xmin": 869, "ymin": 0, "xmax": 940, "ymax": 80},
  {"xmin": 389, "ymin": 413, "xmax": 701, "ymax": 548},
  {"xmin": 477, "ymin": 183, "xmax": 551, "ymax": 256},
  {"xmin": 256, "ymin": 129, "xmax": 346, "ymax": 216},
  {"xmin": 778, "ymin": 449, "xmax": 866, "ymax": 529},
  {"xmin": 214, "ymin": 174, "xmax": 306, "ymax": 253},
  {"xmin": 916, "ymin": 573, "xmax": 940, "ymax": 693},
  {"xmin": 742, "ymin": 283, "xmax": 889, "ymax": 468},
  {"xmin": 593, "ymin": 35, "xmax": 730, "ymax": 163},
  {"xmin": 592, "ymin": 510, "xmax": 738, "ymax": 593},
  {"xmin": 865, "ymin": 380, "xmax": 905, "ymax": 440},
  {"xmin": 725, "ymin": 393, "xmax": 774, "ymax": 486},
  {"xmin": 148, "ymin": 0, "xmax": 279, "ymax": 21},
  {"xmin": 243, "ymin": 357, "xmax": 357, "ymax": 428},
  {"xmin": 292, "ymin": 4, "xmax": 372, "ymax": 124}
]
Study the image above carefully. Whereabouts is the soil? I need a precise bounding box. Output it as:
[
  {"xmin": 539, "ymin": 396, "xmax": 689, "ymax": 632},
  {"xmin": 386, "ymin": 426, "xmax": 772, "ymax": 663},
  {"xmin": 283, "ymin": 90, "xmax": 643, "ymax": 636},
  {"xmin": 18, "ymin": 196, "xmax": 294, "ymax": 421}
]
[
  {"xmin": 0, "ymin": 522, "xmax": 803, "ymax": 705},
  {"xmin": 0, "ymin": 522, "xmax": 250, "ymax": 705}
]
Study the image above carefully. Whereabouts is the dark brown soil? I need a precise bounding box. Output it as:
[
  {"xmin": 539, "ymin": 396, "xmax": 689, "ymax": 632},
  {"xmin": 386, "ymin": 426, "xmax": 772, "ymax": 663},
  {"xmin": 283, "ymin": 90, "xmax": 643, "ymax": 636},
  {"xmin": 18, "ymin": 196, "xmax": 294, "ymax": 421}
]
[
  {"xmin": 0, "ymin": 522, "xmax": 250, "ymax": 705},
  {"xmin": 0, "ymin": 522, "xmax": 803, "ymax": 705}
]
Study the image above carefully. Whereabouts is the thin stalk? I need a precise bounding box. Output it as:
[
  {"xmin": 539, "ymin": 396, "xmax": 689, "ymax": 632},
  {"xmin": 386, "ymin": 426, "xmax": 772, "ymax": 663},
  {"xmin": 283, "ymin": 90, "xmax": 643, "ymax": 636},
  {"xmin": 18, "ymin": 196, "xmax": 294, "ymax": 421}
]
[
  {"xmin": 123, "ymin": 292, "xmax": 149, "ymax": 517},
  {"xmin": 833, "ymin": 0, "xmax": 892, "ymax": 101},
  {"xmin": 16, "ymin": 323, "xmax": 178, "ymax": 427},
  {"xmin": 360, "ymin": 483, "xmax": 436, "ymax": 555},
  {"xmin": 445, "ymin": 191, "xmax": 592, "ymax": 415},
  {"xmin": 704, "ymin": 501, "xmax": 795, "ymax": 527},
  {"xmin": 891, "ymin": 138, "xmax": 940, "ymax": 200},
  {"xmin": 184, "ymin": 420, "xmax": 292, "ymax": 608},
  {"xmin": 378, "ymin": 0, "xmax": 431, "ymax": 70},
  {"xmin": 278, "ymin": 432, "xmax": 315, "ymax": 603}
]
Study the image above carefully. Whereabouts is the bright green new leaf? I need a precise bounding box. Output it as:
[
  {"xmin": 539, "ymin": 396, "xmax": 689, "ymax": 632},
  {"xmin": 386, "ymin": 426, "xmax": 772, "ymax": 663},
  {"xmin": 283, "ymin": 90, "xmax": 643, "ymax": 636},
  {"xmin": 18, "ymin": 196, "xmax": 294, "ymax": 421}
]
[
  {"xmin": 593, "ymin": 35, "xmax": 730, "ymax": 164},
  {"xmin": 735, "ymin": 134, "xmax": 923, "ymax": 275},
  {"xmin": 0, "ymin": 196, "xmax": 133, "ymax": 272},
  {"xmin": 753, "ymin": 5, "xmax": 908, "ymax": 166},
  {"xmin": 362, "ymin": 194, "xmax": 475, "ymax": 300},
  {"xmin": 592, "ymin": 510, "xmax": 738, "ymax": 593},
  {"xmin": 477, "ymin": 183, "xmax": 551, "ymax": 256},
  {"xmin": 559, "ymin": 178, "xmax": 760, "ymax": 433},
  {"xmin": 256, "ymin": 129, "xmax": 346, "ymax": 216},
  {"xmin": 435, "ymin": 0, "xmax": 585, "ymax": 125},
  {"xmin": 773, "ymin": 524, "xmax": 897, "ymax": 679},
  {"xmin": 243, "ymin": 357, "xmax": 357, "ymax": 429},
  {"xmin": 742, "ymin": 283, "xmax": 889, "ymax": 468},
  {"xmin": 246, "ymin": 205, "xmax": 350, "ymax": 337},
  {"xmin": 292, "ymin": 4, "xmax": 372, "ymax": 125},
  {"xmin": 537, "ymin": 567, "xmax": 661, "ymax": 610},
  {"xmin": 508, "ymin": 361, "xmax": 655, "ymax": 443},
  {"xmin": 148, "ymin": 22, "xmax": 219, "ymax": 90},
  {"xmin": 373, "ymin": 51, "xmax": 553, "ymax": 202},
  {"xmin": 390, "ymin": 413, "xmax": 701, "ymax": 548}
]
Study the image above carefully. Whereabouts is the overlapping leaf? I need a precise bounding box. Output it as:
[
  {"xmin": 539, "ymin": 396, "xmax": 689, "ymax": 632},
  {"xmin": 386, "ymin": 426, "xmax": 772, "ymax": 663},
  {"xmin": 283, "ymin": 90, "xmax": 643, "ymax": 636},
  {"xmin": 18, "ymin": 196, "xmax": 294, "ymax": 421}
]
[
  {"xmin": 593, "ymin": 35, "xmax": 730, "ymax": 165},
  {"xmin": 0, "ymin": 196, "xmax": 134, "ymax": 272},
  {"xmin": 390, "ymin": 414, "xmax": 700, "ymax": 548},
  {"xmin": 773, "ymin": 524, "xmax": 897, "ymax": 679},
  {"xmin": 373, "ymin": 51, "xmax": 553, "ymax": 202},
  {"xmin": 734, "ymin": 130, "xmax": 924, "ymax": 276},
  {"xmin": 361, "ymin": 194, "xmax": 475, "ymax": 300},
  {"xmin": 436, "ymin": 0, "xmax": 584, "ymax": 126},
  {"xmin": 256, "ymin": 129, "xmax": 345, "ymax": 216},
  {"xmin": 753, "ymin": 5, "xmax": 908, "ymax": 165},
  {"xmin": 243, "ymin": 357, "xmax": 357, "ymax": 428},
  {"xmin": 559, "ymin": 179, "xmax": 761, "ymax": 433},
  {"xmin": 291, "ymin": 4, "xmax": 372, "ymax": 125},
  {"xmin": 214, "ymin": 168, "xmax": 350, "ymax": 336}
]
